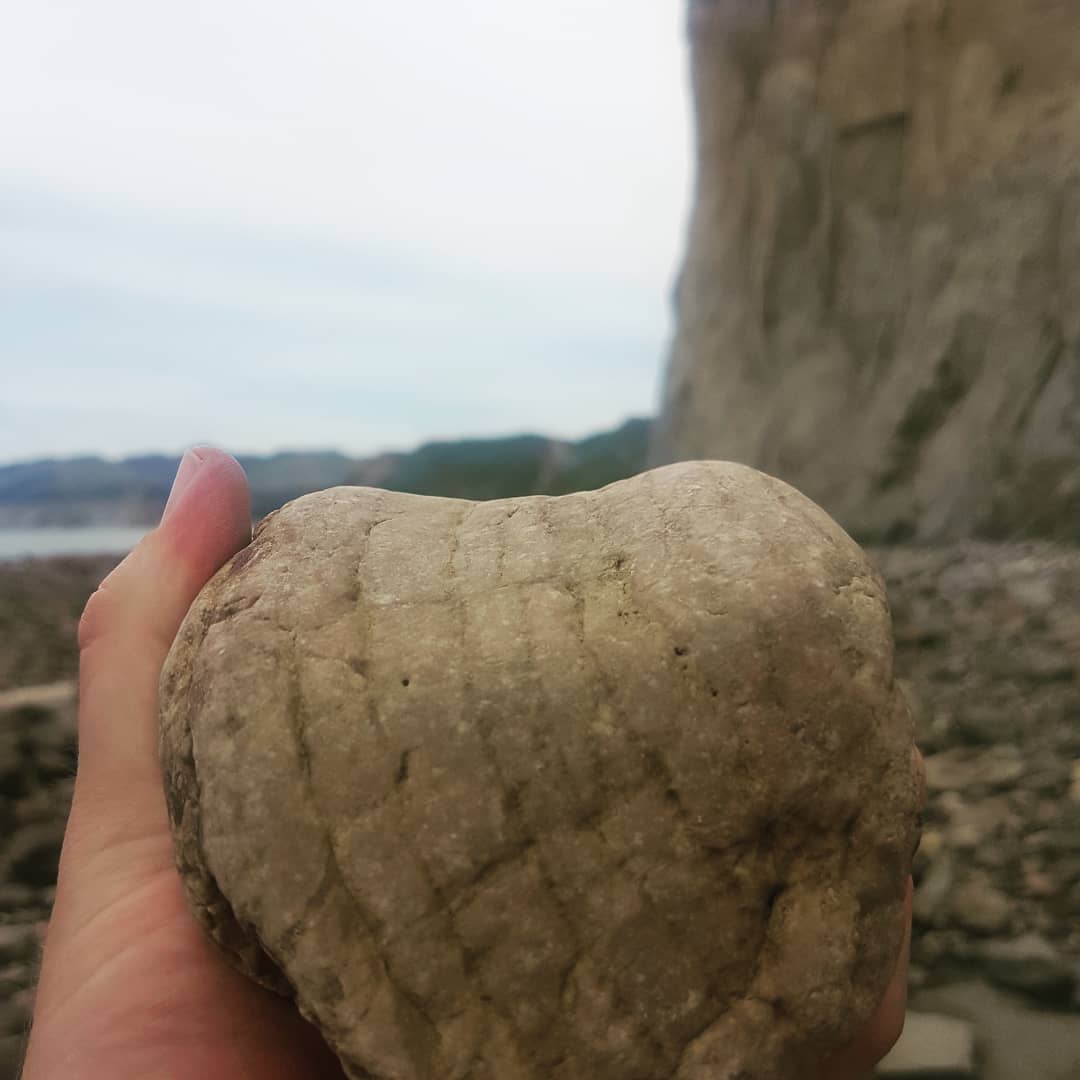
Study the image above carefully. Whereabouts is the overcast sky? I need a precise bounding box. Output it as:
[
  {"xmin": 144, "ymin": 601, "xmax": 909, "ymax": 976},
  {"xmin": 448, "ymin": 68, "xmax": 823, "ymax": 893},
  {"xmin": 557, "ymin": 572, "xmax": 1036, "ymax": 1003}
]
[{"xmin": 0, "ymin": 1, "xmax": 692, "ymax": 465}]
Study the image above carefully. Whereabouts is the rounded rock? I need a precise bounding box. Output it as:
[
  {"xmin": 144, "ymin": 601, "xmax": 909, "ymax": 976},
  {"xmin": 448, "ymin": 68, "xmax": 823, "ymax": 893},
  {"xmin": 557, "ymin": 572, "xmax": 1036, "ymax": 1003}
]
[{"xmin": 160, "ymin": 461, "xmax": 922, "ymax": 1080}]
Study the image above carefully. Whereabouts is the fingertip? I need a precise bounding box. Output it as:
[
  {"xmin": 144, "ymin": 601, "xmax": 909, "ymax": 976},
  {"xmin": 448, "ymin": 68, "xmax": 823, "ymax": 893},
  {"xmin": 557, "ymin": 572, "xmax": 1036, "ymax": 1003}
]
[
  {"xmin": 79, "ymin": 448, "xmax": 251, "ymax": 663},
  {"xmin": 160, "ymin": 448, "xmax": 252, "ymax": 581}
]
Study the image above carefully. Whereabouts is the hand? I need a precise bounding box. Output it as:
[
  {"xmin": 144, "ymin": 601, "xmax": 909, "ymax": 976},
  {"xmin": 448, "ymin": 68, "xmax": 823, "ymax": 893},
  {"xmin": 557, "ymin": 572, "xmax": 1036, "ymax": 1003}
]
[
  {"xmin": 22, "ymin": 448, "xmax": 345, "ymax": 1080},
  {"xmin": 21, "ymin": 447, "xmax": 923, "ymax": 1080}
]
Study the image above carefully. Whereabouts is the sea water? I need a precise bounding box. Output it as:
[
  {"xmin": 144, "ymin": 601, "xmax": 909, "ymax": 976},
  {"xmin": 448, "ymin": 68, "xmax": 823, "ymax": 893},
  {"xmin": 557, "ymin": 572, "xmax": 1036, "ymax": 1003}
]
[{"xmin": 0, "ymin": 526, "xmax": 149, "ymax": 561}]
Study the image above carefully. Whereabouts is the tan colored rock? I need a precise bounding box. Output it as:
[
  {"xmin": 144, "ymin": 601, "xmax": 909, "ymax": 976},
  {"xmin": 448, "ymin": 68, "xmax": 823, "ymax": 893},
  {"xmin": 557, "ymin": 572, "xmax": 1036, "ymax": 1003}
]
[
  {"xmin": 654, "ymin": 1, "xmax": 1080, "ymax": 542},
  {"xmin": 160, "ymin": 461, "xmax": 921, "ymax": 1080}
]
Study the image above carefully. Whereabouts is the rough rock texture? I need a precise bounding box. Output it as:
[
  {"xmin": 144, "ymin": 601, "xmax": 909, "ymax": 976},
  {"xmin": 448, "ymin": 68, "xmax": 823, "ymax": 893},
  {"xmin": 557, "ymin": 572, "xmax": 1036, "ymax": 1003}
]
[
  {"xmin": 874, "ymin": 543, "xmax": 1080, "ymax": 998},
  {"xmin": 653, "ymin": 0, "xmax": 1080, "ymax": 542},
  {"xmin": 159, "ymin": 461, "xmax": 920, "ymax": 1080}
]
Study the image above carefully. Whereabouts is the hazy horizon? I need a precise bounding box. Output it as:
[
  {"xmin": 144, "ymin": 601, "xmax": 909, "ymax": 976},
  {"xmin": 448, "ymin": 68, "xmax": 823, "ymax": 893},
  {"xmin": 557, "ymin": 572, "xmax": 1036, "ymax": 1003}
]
[
  {"xmin": 2, "ymin": 2, "xmax": 692, "ymax": 464},
  {"xmin": 0, "ymin": 413, "xmax": 652, "ymax": 470}
]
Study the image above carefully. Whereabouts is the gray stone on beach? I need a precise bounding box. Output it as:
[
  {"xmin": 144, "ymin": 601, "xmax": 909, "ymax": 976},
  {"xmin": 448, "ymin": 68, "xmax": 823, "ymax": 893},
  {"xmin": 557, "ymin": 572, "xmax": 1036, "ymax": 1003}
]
[
  {"xmin": 0, "ymin": 927, "xmax": 35, "ymax": 969},
  {"xmin": 924, "ymin": 747, "xmax": 1026, "ymax": 794},
  {"xmin": 950, "ymin": 873, "xmax": 1014, "ymax": 937},
  {"xmin": 0, "ymin": 824, "xmax": 63, "ymax": 891},
  {"xmin": 979, "ymin": 934, "xmax": 1077, "ymax": 1006},
  {"xmin": 910, "ymin": 980, "xmax": 1080, "ymax": 1080},
  {"xmin": 875, "ymin": 1010, "xmax": 976, "ymax": 1077}
]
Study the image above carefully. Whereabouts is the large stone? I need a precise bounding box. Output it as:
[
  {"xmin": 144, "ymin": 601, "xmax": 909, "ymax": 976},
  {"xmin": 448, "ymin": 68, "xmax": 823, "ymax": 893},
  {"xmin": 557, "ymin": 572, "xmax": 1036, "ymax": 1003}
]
[
  {"xmin": 653, "ymin": 1, "xmax": 1080, "ymax": 542},
  {"xmin": 160, "ymin": 462, "xmax": 922, "ymax": 1080}
]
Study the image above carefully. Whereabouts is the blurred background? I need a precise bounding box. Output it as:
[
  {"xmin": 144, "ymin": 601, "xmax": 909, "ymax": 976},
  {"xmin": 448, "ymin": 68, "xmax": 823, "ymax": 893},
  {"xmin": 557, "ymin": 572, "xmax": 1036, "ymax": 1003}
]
[
  {"xmin": 1, "ymin": 1, "xmax": 690, "ymax": 549},
  {"xmin": 2, "ymin": 2, "xmax": 1080, "ymax": 1078}
]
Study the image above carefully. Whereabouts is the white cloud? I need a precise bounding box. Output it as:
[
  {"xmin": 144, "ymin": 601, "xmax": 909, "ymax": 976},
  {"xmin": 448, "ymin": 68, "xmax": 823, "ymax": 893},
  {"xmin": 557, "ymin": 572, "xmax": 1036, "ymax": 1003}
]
[
  {"xmin": 0, "ymin": 1, "xmax": 690, "ymax": 267},
  {"xmin": 0, "ymin": 1, "xmax": 692, "ymax": 463}
]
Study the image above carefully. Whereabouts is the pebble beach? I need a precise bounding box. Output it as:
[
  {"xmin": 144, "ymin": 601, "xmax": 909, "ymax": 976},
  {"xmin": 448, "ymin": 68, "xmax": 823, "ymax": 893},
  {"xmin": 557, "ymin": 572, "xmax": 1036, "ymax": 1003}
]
[{"xmin": 1, "ymin": 544, "xmax": 1079, "ymax": 1078}]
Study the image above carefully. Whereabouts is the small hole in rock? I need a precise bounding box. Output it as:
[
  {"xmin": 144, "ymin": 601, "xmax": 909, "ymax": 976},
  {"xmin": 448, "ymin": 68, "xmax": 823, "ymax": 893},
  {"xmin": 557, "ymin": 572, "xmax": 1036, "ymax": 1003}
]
[
  {"xmin": 503, "ymin": 785, "xmax": 523, "ymax": 816},
  {"xmin": 401, "ymin": 677, "xmax": 410, "ymax": 687},
  {"xmin": 674, "ymin": 646, "xmax": 689, "ymax": 657}
]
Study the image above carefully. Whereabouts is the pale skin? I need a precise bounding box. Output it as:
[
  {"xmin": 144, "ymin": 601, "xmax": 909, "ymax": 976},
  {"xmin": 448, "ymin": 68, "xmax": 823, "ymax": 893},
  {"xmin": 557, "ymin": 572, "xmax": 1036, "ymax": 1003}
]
[{"xmin": 21, "ymin": 447, "xmax": 925, "ymax": 1080}]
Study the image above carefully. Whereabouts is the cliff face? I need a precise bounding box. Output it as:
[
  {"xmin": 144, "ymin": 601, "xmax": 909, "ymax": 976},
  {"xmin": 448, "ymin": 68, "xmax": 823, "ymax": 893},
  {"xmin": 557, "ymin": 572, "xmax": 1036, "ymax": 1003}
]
[{"xmin": 653, "ymin": 0, "xmax": 1080, "ymax": 542}]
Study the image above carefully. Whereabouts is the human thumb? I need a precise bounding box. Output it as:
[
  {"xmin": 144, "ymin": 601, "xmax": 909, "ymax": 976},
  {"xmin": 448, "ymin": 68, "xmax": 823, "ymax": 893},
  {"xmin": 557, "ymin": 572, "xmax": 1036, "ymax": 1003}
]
[{"xmin": 66, "ymin": 447, "xmax": 251, "ymax": 871}]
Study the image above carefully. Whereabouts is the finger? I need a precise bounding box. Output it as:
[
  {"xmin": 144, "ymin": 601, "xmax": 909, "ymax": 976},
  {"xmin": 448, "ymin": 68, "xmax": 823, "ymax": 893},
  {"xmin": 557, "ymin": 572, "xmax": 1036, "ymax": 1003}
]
[{"xmin": 68, "ymin": 447, "xmax": 250, "ymax": 863}]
